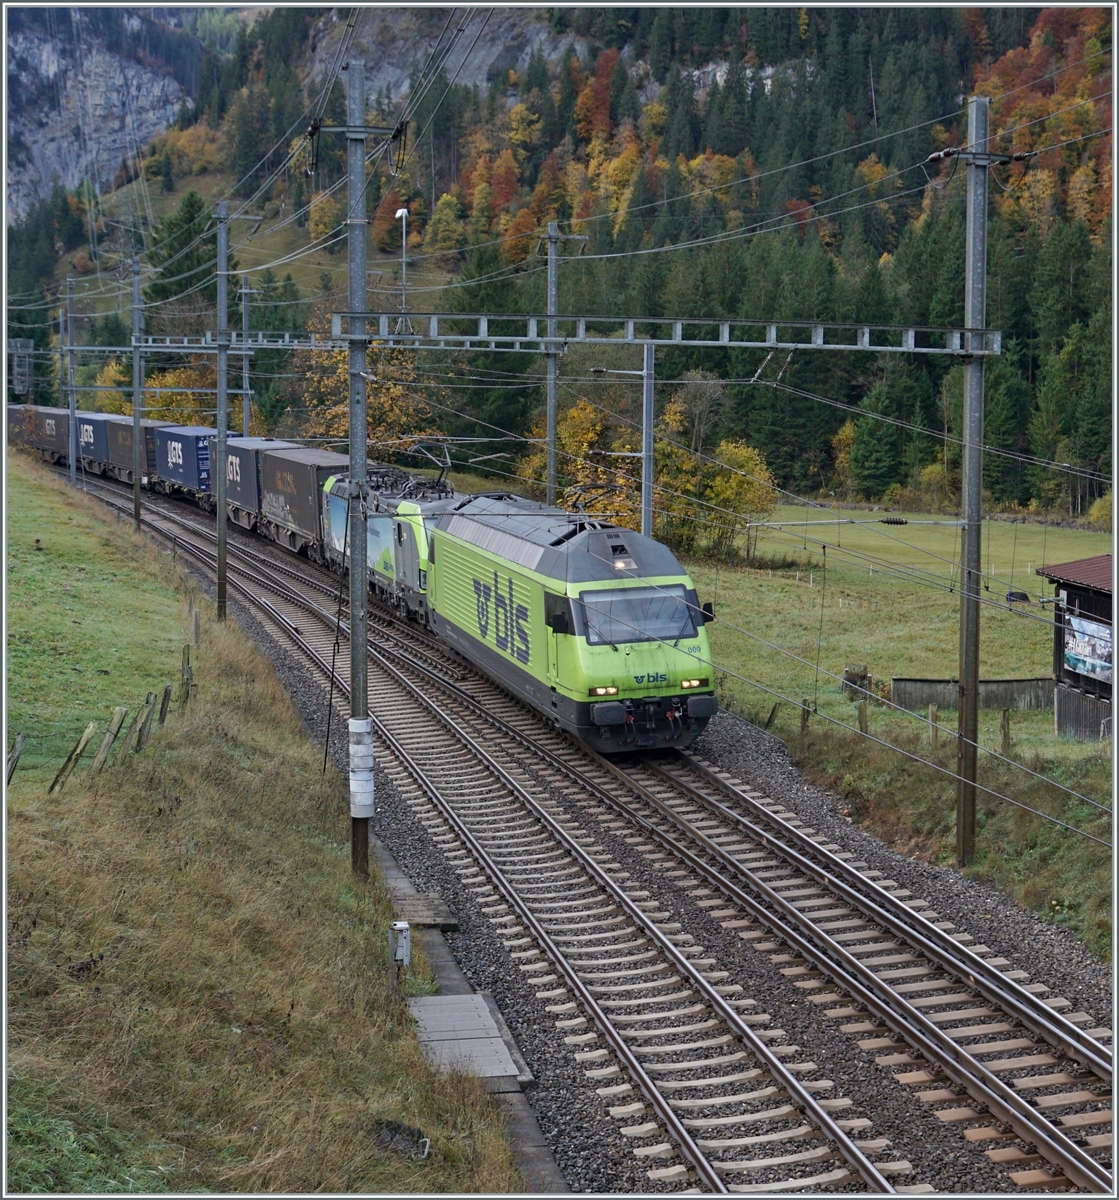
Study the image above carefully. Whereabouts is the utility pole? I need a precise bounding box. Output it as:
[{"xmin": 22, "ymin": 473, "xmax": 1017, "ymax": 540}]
[
  {"xmin": 543, "ymin": 223, "xmax": 586, "ymax": 506},
  {"xmin": 215, "ymin": 201, "xmax": 230, "ymax": 622},
  {"xmin": 66, "ymin": 275, "xmax": 76, "ymax": 486},
  {"xmin": 641, "ymin": 341, "xmax": 655, "ymax": 538},
  {"xmin": 347, "ymin": 59, "xmax": 373, "ymax": 879},
  {"xmin": 131, "ymin": 258, "xmax": 143, "ymax": 529},
  {"xmin": 956, "ymin": 94, "xmax": 990, "ymax": 867},
  {"xmin": 241, "ymin": 274, "xmax": 251, "ymax": 435},
  {"xmin": 546, "ymin": 221, "xmax": 558, "ymax": 505},
  {"xmin": 58, "ymin": 306, "xmax": 66, "ymax": 449}
]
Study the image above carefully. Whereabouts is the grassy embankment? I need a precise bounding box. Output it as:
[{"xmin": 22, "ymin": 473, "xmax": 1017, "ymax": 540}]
[
  {"xmin": 6, "ymin": 452, "xmax": 519, "ymax": 1193},
  {"xmin": 687, "ymin": 504, "xmax": 1113, "ymax": 959}
]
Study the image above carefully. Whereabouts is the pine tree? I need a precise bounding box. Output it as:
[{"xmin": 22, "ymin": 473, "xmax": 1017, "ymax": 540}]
[{"xmin": 849, "ymin": 381, "xmax": 900, "ymax": 499}]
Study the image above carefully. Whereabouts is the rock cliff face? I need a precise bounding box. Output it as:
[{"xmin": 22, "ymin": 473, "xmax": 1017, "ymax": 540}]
[
  {"xmin": 303, "ymin": 7, "xmax": 585, "ymax": 109},
  {"xmin": 7, "ymin": 18, "xmax": 186, "ymax": 223},
  {"xmin": 5, "ymin": 6, "xmax": 575, "ymax": 225}
]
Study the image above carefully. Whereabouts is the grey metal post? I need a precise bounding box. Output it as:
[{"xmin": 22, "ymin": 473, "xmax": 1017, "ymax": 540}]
[
  {"xmin": 131, "ymin": 258, "xmax": 142, "ymax": 529},
  {"xmin": 641, "ymin": 341, "xmax": 655, "ymax": 538},
  {"xmin": 546, "ymin": 221, "xmax": 559, "ymax": 506},
  {"xmin": 241, "ymin": 274, "xmax": 251, "ymax": 435},
  {"xmin": 216, "ymin": 200, "xmax": 229, "ymax": 622},
  {"xmin": 58, "ymin": 307, "xmax": 66, "ymax": 418},
  {"xmin": 66, "ymin": 275, "xmax": 76, "ymax": 485},
  {"xmin": 956, "ymin": 95, "xmax": 990, "ymax": 867},
  {"xmin": 400, "ymin": 208, "xmax": 408, "ymax": 310},
  {"xmin": 347, "ymin": 60, "xmax": 371, "ymax": 878}
]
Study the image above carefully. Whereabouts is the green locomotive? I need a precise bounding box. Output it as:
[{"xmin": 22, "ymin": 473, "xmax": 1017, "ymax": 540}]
[
  {"xmin": 322, "ymin": 479, "xmax": 717, "ymax": 752},
  {"xmin": 427, "ymin": 493, "xmax": 717, "ymax": 752}
]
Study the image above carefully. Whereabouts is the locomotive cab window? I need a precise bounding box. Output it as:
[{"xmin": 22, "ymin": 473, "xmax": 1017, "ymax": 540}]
[
  {"xmin": 545, "ymin": 592, "xmax": 573, "ymax": 634},
  {"xmin": 579, "ymin": 585, "xmax": 696, "ymax": 646}
]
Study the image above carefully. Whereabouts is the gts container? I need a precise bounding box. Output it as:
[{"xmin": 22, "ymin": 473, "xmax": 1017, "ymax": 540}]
[
  {"xmin": 106, "ymin": 418, "xmax": 170, "ymax": 484},
  {"xmin": 75, "ymin": 411, "xmax": 126, "ymax": 473},
  {"xmin": 30, "ymin": 406, "xmax": 70, "ymax": 462},
  {"xmin": 259, "ymin": 446, "xmax": 348, "ymax": 555},
  {"xmin": 6, "ymin": 404, "xmax": 32, "ymax": 446},
  {"xmin": 208, "ymin": 436, "xmax": 299, "ymax": 529},
  {"xmin": 154, "ymin": 426, "xmax": 213, "ymax": 498}
]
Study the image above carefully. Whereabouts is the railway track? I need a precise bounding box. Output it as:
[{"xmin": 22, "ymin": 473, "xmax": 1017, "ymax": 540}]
[{"xmin": 77, "ymin": 475, "xmax": 1112, "ymax": 1193}]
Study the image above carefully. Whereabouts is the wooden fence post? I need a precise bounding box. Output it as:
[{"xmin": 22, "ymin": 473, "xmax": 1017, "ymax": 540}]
[
  {"xmin": 157, "ymin": 683, "xmax": 173, "ymax": 727},
  {"xmin": 929, "ymin": 703, "xmax": 938, "ymax": 749},
  {"xmin": 48, "ymin": 721, "xmax": 98, "ymax": 794},
  {"xmin": 115, "ymin": 708, "xmax": 143, "ymax": 764},
  {"xmin": 858, "ymin": 700, "xmax": 868, "ymax": 735},
  {"xmin": 88, "ymin": 707, "xmax": 128, "ymax": 778},
  {"xmin": 801, "ymin": 699, "xmax": 809, "ymax": 734},
  {"xmin": 6, "ymin": 733, "xmax": 26, "ymax": 785},
  {"xmin": 193, "ymin": 609, "xmax": 200, "ymax": 647},
  {"xmin": 135, "ymin": 693, "xmax": 158, "ymax": 751},
  {"xmin": 133, "ymin": 696, "xmax": 156, "ymax": 748},
  {"xmin": 1001, "ymin": 708, "xmax": 1011, "ymax": 757},
  {"xmin": 180, "ymin": 645, "xmax": 192, "ymax": 713}
]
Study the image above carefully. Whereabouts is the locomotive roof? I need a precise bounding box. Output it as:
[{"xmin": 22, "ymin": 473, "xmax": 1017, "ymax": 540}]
[{"xmin": 435, "ymin": 493, "xmax": 686, "ymax": 585}]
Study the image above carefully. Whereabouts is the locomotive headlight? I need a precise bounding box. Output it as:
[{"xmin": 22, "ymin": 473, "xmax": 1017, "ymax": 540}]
[
  {"xmin": 680, "ymin": 678, "xmax": 709, "ymax": 689},
  {"xmin": 590, "ymin": 686, "xmax": 618, "ymax": 696}
]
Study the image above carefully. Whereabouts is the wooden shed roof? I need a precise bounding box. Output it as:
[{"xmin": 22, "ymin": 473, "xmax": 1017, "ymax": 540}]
[{"xmin": 1036, "ymin": 553, "xmax": 1113, "ymax": 595}]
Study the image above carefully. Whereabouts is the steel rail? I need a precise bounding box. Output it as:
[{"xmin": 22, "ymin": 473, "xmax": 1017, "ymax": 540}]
[
  {"xmin": 661, "ymin": 753, "xmax": 1112, "ymax": 1083},
  {"xmin": 578, "ymin": 764, "xmax": 1113, "ymax": 1193},
  {"xmin": 361, "ymin": 719, "xmax": 730, "ymax": 1194},
  {"xmin": 354, "ymin": 652, "xmax": 897, "ymax": 1195}
]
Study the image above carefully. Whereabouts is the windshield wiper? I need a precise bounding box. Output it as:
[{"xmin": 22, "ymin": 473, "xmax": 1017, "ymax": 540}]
[{"xmin": 587, "ymin": 620, "xmax": 618, "ymax": 651}]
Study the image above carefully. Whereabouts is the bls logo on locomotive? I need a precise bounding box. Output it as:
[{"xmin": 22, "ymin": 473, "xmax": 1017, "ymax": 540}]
[{"xmin": 473, "ymin": 571, "xmax": 530, "ymax": 664}]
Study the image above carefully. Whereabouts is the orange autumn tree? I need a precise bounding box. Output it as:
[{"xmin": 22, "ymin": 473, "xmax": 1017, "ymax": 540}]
[
  {"xmin": 976, "ymin": 7, "xmax": 1112, "ymax": 236},
  {"xmin": 517, "ymin": 399, "xmax": 640, "ymax": 529},
  {"xmin": 293, "ymin": 304, "xmax": 440, "ymax": 458}
]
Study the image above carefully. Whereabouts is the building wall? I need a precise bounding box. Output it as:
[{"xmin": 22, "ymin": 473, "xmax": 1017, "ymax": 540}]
[{"xmin": 1055, "ymin": 683, "xmax": 1112, "ymax": 741}]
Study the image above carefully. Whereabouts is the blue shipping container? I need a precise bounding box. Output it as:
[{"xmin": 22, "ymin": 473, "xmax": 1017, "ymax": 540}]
[
  {"xmin": 76, "ymin": 411, "xmax": 126, "ymax": 466},
  {"xmin": 155, "ymin": 425, "xmax": 214, "ymax": 493}
]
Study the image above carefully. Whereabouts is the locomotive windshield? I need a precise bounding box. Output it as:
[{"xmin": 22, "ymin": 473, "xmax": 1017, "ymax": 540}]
[{"xmin": 579, "ymin": 585, "xmax": 695, "ymax": 647}]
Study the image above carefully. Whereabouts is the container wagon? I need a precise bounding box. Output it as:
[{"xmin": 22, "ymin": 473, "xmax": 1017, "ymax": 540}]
[
  {"xmin": 106, "ymin": 418, "xmax": 171, "ymax": 484},
  {"xmin": 6, "ymin": 404, "xmax": 32, "ymax": 446},
  {"xmin": 259, "ymin": 446, "xmax": 348, "ymax": 556},
  {"xmin": 154, "ymin": 426, "xmax": 214, "ymax": 504},
  {"xmin": 207, "ymin": 436, "xmax": 300, "ymax": 530},
  {"xmin": 29, "ymin": 406, "xmax": 71, "ymax": 463},
  {"xmin": 75, "ymin": 411, "xmax": 128, "ymax": 475}
]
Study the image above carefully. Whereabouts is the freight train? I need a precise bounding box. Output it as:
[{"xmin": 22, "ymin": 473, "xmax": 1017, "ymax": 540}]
[{"xmin": 7, "ymin": 404, "xmax": 717, "ymax": 751}]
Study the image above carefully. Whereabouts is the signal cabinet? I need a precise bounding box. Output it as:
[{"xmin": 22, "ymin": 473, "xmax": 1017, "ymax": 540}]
[
  {"xmin": 106, "ymin": 418, "xmax": 170, "ymax": 482},
  {"xmin": 259, "ymin": 446, "xmax": 348, "ymax": 552},
  {"xmin": 154, "ymin": 425, "xmax": 215, "ymax": 493},
  {"xmin": 207, "ymin": 436, "xmax": 299, "ymax": 529}
]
